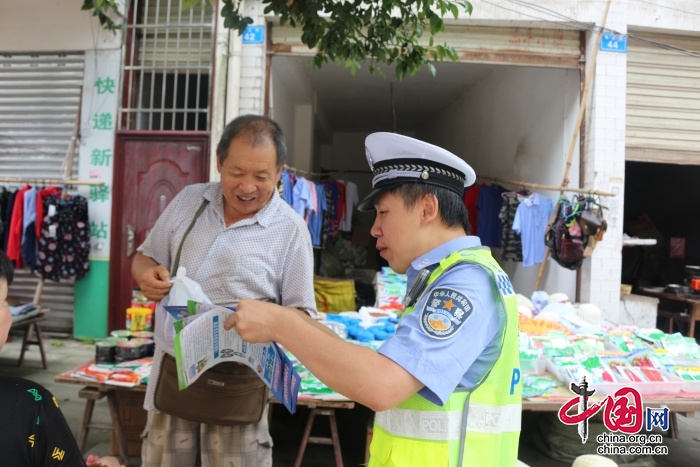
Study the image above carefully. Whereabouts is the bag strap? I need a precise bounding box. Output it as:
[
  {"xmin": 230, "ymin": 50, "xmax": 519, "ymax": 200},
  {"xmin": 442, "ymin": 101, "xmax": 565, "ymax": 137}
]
[{"xmin": 171, "ymin": 198, "xmax": 210, "ymax": 275}]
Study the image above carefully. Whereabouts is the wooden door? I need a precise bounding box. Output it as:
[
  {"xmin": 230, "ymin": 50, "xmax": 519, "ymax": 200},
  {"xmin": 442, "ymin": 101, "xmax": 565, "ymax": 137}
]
[{"xmin": 109, "ymin": 132, "xmax": 209, "ymax": 332}]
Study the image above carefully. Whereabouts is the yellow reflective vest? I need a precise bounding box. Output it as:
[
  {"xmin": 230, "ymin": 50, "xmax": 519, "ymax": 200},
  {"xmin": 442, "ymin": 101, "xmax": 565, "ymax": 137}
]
[{"xmin": 369, "ymin": 248, "xmax": 522, "ymax": 467}]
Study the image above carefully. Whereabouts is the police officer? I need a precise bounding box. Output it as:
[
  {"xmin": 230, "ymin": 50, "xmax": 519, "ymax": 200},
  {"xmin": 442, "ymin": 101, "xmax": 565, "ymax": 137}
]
[{"xmin": 225, "ymin": 132, "xmax": 522, "ymax": 466}]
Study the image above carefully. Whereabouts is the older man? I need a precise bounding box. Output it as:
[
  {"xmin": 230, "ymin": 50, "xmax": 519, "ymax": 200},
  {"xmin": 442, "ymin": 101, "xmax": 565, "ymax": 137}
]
[{"xmin": 133, "ymin": 115, "xmax": 319, "ymax": 467}]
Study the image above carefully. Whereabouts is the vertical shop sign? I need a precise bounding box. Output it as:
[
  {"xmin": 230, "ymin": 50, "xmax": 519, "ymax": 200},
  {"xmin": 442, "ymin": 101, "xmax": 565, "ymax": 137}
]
[{"xmin": 78, "ymin": 49, "xmax": 120, "ymax": 259}]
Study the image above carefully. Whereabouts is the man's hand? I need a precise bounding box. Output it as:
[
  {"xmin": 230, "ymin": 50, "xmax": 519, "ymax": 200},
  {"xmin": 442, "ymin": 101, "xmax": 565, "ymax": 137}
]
[
  {"xmin": 224, "ymin": 299, "xmax": 282, "ymax": 343},
  {"xmin": 134, "ymin": 264, "xmax": 172, "ymax": 301},
  {"xmin": 86, "ymin": 454, "xmax": 123, "ymax": 467},
  {"xmin": 132, "ymin": 253, "xmax": 172, "ymax": 301}
]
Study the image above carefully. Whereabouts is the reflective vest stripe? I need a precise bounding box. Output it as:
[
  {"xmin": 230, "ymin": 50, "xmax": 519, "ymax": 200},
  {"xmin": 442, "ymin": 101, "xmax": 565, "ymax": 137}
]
[
  {"xmin": 375, "ymin": 409, "xmax": 463, "ymax": 441},
  {"xmin": 465, "ymin": 402, "xmax": 522, "ymax": 434},
  {"xmin": 375, "ymin": 402, "xmax": 521, "ymax": 441}
]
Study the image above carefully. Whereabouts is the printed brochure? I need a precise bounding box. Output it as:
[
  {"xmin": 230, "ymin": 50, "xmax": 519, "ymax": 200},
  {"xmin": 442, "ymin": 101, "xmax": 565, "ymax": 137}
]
[{"xmin": 164, "ymin": 301, "xmax": 300, "ymax": 414}]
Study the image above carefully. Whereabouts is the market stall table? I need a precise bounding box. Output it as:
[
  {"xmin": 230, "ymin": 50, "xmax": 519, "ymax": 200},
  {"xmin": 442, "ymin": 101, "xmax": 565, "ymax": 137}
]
[
  {"xmin": 9, "ymin": 309, "xmax": 50, "ymax": 369},
  {"xmin": 523, "ymin": 385, "xmax": 700, "ymax": 439},
  {"xmin": 54, "ymin": 362, "xmax": 144, "ymax": 466},
  {"xmin": 54, "ymin": 360, "xmax": 355, "ymax": 467},
  {"xmin": 638, "ymin": 287, "xmax": 700, "ymax": 338}
]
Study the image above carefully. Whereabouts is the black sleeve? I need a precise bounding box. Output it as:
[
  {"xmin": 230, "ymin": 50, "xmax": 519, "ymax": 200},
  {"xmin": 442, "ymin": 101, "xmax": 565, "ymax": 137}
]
[{"xmin": 32, "ymin": 387, "xmax": 87, "ymax": 467}]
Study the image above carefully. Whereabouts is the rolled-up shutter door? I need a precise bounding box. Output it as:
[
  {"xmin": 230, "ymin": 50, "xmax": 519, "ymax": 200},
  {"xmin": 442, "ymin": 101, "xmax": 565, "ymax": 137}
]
[
  {"xmin": 271, "ymin": 25, "xmax": 582, "ymax": 69},
  {"xmin": 0, "ymin": 52, "xmax": 84, "ymax": 335},
  {"xmin": 626, "ymin": 32, "xmax": 700, "ymax": 165}
]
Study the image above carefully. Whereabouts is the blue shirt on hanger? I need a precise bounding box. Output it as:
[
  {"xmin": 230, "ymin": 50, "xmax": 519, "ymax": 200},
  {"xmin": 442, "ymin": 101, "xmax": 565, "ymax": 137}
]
[
  {"xmin": 512, "ymin": 192, "xmax": 554, "ymax": 268},
  {"xmin": 308, "ymin": 183, "xmax": 327, "ymax": 247}
]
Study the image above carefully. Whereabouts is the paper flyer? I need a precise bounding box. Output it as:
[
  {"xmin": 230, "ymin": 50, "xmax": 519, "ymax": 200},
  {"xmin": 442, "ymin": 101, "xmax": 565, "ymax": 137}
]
[{"xmin": 165, "ymin": 302, "xmax": 301, "ymax": 414}]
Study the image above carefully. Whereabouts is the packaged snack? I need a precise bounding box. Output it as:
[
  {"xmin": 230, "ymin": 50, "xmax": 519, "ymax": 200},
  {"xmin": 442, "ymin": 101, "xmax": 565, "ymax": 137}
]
[{"xmin": 522, "ymin": 374, "xmax": 560, "ymax": 398}]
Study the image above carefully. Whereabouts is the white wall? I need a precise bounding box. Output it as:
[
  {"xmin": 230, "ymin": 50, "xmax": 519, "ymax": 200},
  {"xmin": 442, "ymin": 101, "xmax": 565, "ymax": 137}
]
[
  {"xmin": 420, "ymin": 66, "xmax": 581, "ymax": 299},
  {"xmin": 0, "ymin": 0, "xmax": 121, "ymax": 51},
  {"xmin": 466, "ymin": 0, "xmax": 700, "ymax": 33},
  {"xmin": 270, "ymin": 56, "xmax": 316, "ymax": 170}
]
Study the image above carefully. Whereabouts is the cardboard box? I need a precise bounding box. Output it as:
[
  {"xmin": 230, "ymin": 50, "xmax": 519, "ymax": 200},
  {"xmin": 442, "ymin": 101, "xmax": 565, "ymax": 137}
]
[{"xmin": 110, "ymin": 389, "xmax": 147, "ymax": 457}]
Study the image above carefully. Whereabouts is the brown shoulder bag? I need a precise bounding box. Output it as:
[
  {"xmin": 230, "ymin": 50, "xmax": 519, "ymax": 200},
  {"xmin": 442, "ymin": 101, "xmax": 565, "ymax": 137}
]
[{"xmin": 152, "ymin": 199, "xmax": 269, "ymax": 425}]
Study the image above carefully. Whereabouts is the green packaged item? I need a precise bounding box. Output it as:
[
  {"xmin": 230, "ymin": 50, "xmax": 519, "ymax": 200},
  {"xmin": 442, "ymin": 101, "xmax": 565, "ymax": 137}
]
[
  {"xmin": 520, "ymin": 349, "xmax": 539, "ymax": 360},
  {"xmin": 635, "ymin": 328, "xmax": 665, "ymax": 345},
  {"xmin": 543, "ymin": 347, "xmax": 575, "ymax": 359},
  {"xmin": 522, "ymin": 374, "xmax": 560, "ymax": 398},
  {"xmin": 571, "ymin": 335, "xmax": 605, "ymax": 354}
]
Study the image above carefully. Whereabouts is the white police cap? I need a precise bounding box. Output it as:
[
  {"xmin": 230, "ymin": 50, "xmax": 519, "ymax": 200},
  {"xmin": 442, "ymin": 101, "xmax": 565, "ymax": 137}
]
[{"xmin": 358, "ymin": 132, "xmax": 476, "ymax": 211}]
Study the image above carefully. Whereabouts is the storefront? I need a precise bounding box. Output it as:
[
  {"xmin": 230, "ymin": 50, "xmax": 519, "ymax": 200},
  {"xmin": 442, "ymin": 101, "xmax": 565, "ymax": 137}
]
[
  {"xmin": 0, "ymin": 51, "xmax": 88, "ymax": 334},
  {"xmin": 266, "ymin": 23, "xmax": 586, "ymax": 300},
  {"xmin": 623, "ymin": 30, "xmax": 700, "ymax": 293}
]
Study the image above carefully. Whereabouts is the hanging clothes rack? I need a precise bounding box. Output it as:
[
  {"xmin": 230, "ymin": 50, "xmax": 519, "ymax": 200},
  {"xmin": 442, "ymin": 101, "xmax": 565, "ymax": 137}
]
[
  {"xmin": 476, "ymin": 175, "xmax": 616, "ymax": 197},
  {"xmin": 0, "ymin": 177, "xmax": 104, "ymax": 186},
  {"xmin": 2, "ymin": 86, "xmax": 101, "ymax": 312},
  {"xmin": 283, "ymin": 164, "xmax": 372, "ymax": 177}
]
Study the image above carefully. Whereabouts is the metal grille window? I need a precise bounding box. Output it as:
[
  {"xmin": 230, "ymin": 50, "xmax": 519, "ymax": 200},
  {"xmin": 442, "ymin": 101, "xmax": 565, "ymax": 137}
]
[{"xmin": 120, "ymin": 0, "xmax": 215, "ymax": 131}]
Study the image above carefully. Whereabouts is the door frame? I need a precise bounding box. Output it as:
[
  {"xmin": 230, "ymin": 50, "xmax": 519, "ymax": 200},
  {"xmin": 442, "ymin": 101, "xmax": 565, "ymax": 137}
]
[{"xmin": 109, "ymin": 130, "xmax": 210, "ymax": 332}]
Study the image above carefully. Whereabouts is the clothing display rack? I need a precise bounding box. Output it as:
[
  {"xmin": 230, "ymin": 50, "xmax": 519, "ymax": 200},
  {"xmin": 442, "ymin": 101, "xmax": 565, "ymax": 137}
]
[
  {"xmin": 533, "ymin": 0, "xmax": 613, "ymax": 291},
  {"xmin": 283, "ymin": 164, "xmax": 371, "ymax": 177},
  {"xmin": 2, "ymin": 176, "xmax": 104, "ymax": 306},
  {"xmin": 476, "ymin": 175, "xmax": 616, "ymax": 198},
  {"xmin": 0, "ymin": 177, "xmax": 105, "ymax": 186},
  {"xmin": 3, "ymin": 86, "xmax": 104, "ymax": 317}
]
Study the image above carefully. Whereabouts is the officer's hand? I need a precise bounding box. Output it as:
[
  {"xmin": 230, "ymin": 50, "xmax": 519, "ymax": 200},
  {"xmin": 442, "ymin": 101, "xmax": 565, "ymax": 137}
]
[
  {"xmin": 135, "ymin": 265, "xmax": 172, "ymax": 301},
  {"xmin": 224, "ymin": 299, "xmax": 279, "ymax": 343}
]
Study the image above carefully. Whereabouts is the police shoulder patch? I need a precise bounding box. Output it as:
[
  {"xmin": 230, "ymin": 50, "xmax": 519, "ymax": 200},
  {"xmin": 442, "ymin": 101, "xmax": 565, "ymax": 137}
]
[{"xmin": 419, "ymin": 287, "xmax": 474, "ymax": 339}]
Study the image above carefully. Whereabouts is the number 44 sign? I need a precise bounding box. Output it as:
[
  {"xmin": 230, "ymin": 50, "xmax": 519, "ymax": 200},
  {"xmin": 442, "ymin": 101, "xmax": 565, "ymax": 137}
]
[{"xmin": 600, "ymin": 32, "xmax": 628, "ymax": 53}]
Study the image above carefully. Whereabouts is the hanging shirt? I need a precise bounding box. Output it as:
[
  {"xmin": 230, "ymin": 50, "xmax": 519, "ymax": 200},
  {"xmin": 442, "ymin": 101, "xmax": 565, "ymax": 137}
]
[
  {"xmin": 339, "ymin": 180, "xmax": 359, "ymax": 232},
  {"xmin": 36, "ymin": 195, "xmax": 91, "ymax": 281},
  {"xmin": 326, "ymin": 180, "xmax": 346, "ymax": 232},
  {"xmin": 499, "ymin": 195, "xmax": 523, "ymax": 262},
  {"xmin": 280, "ymin": 171, "xmax": 294, "ymax": 206},
  {"xmin": 512, "ymin": 193, "xmax": 554, "ymax": 268},
  {"xmin": 36, "ymin": 186, "xmax": 62, "ymax": 240},
  {"xmin": 322, "ymin": 182, "xmax": 339, "ymax": 240},
  {"xmin": 21, "ymin": 188, "xmax": 38, "ymax": 272},
  {"xmin": 463, "ymin": 184, "xmax": 481, "ymax": 235},
  {"xmin": 476, "ymin": 184, "xmax": 506, "ymax": 247},
  {"xmin": 6, "ymin": 185, "xmax": 31, "ymax": 268},
  {"xmin": 308, "ymin": 183, "xmax": 327, "ymax": 247},
  {"xmin": 1, "ymin": 188, "xmax": 15, "ymax": 250},
  {"xmin": 305, "ymin": 180, "xmax": 318, "ymax": 224},
  {"xmin": 292, "ymin": 177, "xmax": 313, "ymax": 218}
]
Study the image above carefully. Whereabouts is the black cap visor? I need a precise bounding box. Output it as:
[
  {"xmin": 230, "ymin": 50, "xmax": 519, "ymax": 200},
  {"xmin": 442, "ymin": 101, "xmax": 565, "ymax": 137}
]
[{"xmin": 357, "ymin": 182, "xmax": 404, "ymax": 212}]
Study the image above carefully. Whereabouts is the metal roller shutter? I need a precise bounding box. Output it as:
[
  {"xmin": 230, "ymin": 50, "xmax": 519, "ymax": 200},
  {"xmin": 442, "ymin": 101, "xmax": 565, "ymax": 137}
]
[
  {"xmin": 0, "ymin": 52, "xmax": 84, "ymax": 335},
  {"xmin": 626, "ymin": 31, "xmax": 700, "ymax": 165}
]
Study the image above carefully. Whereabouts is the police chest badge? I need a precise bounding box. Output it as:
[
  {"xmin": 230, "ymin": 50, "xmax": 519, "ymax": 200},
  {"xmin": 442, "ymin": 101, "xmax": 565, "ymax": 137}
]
[{"xmin": 420, "ymin": 287, "xmax": 473, "ymax": 339}]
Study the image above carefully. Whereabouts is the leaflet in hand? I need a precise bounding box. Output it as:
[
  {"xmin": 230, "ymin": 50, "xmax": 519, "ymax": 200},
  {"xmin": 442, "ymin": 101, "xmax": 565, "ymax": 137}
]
[{"xmin": 165, "ymin": 302, "xmax": 301, "ymax": 414}]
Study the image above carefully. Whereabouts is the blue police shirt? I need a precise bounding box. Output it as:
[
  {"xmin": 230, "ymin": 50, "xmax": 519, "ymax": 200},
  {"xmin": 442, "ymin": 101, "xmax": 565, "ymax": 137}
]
[{"xmin": 377, "ymin": 236, "xmax": 504, "ymax": 406}]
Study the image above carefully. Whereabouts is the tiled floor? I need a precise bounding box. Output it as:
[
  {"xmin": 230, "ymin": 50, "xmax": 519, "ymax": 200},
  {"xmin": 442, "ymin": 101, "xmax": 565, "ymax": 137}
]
[{"xmin": 1, "ymin": 336, "xmax": 700, "ymax": 466}]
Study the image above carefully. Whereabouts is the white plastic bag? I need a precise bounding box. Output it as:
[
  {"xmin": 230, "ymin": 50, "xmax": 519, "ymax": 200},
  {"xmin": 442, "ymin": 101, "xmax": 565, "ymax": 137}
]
[
  {"xmin": 169, "ymin": 266, "xmax": 211, "ymax": 306},
  {"xmin": 154, "ymin": 266, "xmax": 212, "ymax": 354}
]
